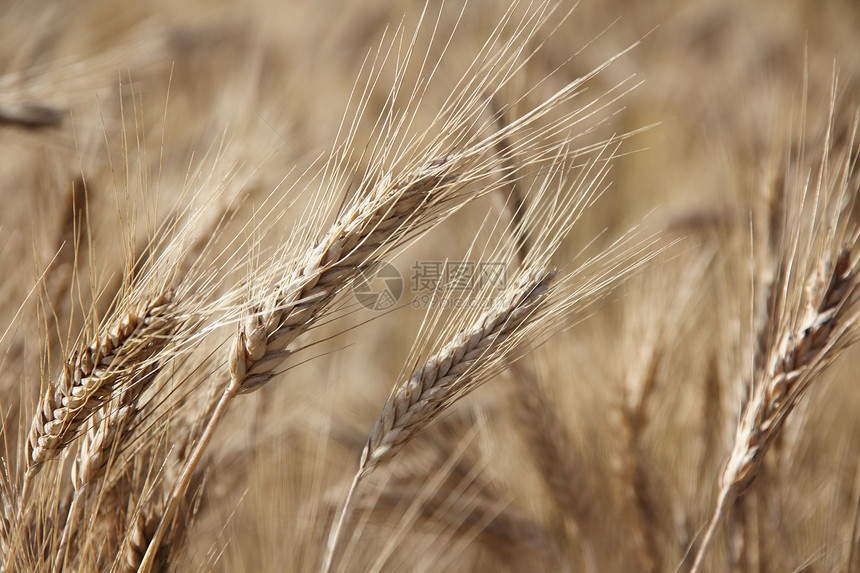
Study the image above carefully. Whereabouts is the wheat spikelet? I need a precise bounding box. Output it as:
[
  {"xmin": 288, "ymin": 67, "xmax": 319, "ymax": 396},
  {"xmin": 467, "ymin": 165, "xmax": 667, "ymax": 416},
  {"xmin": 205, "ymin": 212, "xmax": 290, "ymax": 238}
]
[
  {"xmin": 510, "ymin": 361, "xmax": 596, "ymax": 555},
  {"xmin": 49, "ymin": 403, "xmax": 131, "ymax": 573},
  {"xmin": 122, "ymin": 494, "xmax": 173, "ymax": 573},
  {"xmin": 618, "ymin": 349, "xmax": 663, "ymax": 573},
  {"xmin": 692, "ymin": 245, "xmax": 860, "ymax": 571},
  {"xmin": 220, "ymin": 0, "xmax": 642, "ymax": 396},
  {"xmin": 53, "ymin": 380, "xmax": 158, "ymax": 572},
  {"xmin": 730, "ymin": 247, "xmax": 858, "ymax": 491},
  {"xmin": 324, "ymin": 213, "xmax": 663, "ymax": 571},
  {"xmin": 123, "ymin": 509, "xmax": 155, "ymax": 573},
  {"xmin": 72, "ymin": 399, "xmax": 136, "ymax": 491}
]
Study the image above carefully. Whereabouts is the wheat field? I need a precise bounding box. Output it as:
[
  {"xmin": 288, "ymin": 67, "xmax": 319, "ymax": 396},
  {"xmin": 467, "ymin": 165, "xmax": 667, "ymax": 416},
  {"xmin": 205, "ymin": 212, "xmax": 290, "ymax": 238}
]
[{"xmin": 2, "ymin": 0, "xmax": 860, "ymax": 571}]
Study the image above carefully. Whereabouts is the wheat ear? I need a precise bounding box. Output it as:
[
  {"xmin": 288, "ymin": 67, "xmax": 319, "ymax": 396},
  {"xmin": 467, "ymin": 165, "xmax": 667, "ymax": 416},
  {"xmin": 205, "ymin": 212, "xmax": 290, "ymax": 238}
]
[
  {"xmin": 691, "ymin": 245, "xmax": 859, "ymax": 572},
  {"xmin": 123, "ymin": 508, "xmax": 160, "ymax": 573},
  {"xmin": 323, "ymin": 266, "xmax": 553, "ymax": 573},
  {"xmin": 22, "ymin": 292, "xmax": 176, "ymax": 500},
  {"xmin": 227, "ymin": 157, "xmax": 454, "ymax": 395},
  {"xmin": 510, "ymin": 361, "xmax": 596, "ymax": 553}
]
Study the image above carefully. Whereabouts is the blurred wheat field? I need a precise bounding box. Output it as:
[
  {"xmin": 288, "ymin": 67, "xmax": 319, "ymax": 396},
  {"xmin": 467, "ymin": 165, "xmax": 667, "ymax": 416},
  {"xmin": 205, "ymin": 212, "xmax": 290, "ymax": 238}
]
[{"xmin": 2, "ymin": 0, "xmax": 860, "ymax": 571}]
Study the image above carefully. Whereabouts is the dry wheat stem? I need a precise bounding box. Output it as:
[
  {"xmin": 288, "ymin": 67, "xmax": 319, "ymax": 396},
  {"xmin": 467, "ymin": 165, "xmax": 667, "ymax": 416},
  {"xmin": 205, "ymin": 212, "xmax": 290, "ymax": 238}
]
[
  {"xmin": 136, "ymin": 384, "xmax": 233, "ymax": 573},
  {"xmin": 323, "ymin": 266, "xmax": 553, "ymax": 573},
  {"xmin": 691, "ymin": 245, "xmax": 860, "ymax": 572}
]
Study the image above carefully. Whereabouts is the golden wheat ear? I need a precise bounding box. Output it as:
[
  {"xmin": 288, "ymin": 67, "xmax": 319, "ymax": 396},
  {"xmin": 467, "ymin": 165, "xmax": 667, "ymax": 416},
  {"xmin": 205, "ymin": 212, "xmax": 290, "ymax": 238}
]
[
  {"xmin": 322, "ymin": 265, "xmax": 554, "ymax": 573},
  {"xmin": 324, "ymin": 229, "xmax": 667, "ymax": 571},
  {"xmin": 24, "ymin": 292, "xmax": 176, "ymax": 481},
  {"xmin": 227, "ymin": 156, "xmax": 459, "ymax": 397}
]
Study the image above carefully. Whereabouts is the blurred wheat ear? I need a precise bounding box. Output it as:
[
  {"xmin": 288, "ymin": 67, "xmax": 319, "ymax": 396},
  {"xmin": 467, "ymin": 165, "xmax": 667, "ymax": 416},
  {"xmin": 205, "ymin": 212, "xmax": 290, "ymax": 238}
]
[{"xmin": 691, "ymin": 102, "xmax": 860, "ymax": 572}]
